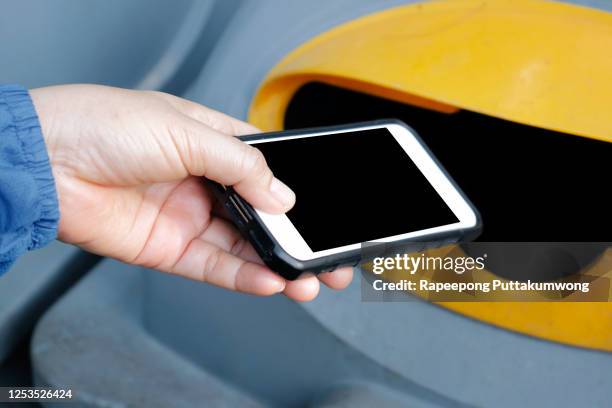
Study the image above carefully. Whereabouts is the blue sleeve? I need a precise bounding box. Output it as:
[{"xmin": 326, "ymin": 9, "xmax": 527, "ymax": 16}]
[{"xmin": 0, "ymin": 84, "xmax": 59, "ymax": 275}]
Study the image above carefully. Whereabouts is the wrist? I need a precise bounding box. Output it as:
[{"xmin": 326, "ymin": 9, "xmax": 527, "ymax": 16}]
[{"xmin": 30, "ymin": 87, "xmax": 61, "ymax": 166}]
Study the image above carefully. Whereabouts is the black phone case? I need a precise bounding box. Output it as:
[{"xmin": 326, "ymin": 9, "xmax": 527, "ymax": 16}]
[{"xmin": 207, "ymin": 119, "xmax": 482, "ymax": 280}]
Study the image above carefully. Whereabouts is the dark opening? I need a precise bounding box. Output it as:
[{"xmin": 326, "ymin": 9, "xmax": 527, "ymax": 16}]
[{"xmin": 284, "ymin": 82, "xmax": 611, "ymax": 280}]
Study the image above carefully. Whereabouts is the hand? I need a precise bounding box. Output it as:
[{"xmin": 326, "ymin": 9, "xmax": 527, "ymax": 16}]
[{"xmin": 31, "ymin": 84, "xmax": 353, "ymax": 301}]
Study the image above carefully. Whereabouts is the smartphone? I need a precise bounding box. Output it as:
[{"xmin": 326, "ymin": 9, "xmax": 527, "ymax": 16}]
[{"xmin": 209, "ymin": 120, "xmax": 481, "ymax": 280}]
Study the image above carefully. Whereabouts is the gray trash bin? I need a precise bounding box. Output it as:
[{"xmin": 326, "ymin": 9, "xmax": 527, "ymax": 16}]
[{"xmin": 30, "ymin": 0, "xmax": 612, "ymax": 407}]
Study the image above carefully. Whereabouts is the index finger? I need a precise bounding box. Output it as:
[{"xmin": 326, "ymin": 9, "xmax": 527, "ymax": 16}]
[{"xmin": 174, "ymin": 117, "xmax": 295, "ymax": 213}]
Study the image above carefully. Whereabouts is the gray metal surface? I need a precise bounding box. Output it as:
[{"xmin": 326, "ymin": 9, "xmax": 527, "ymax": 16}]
[
  {"xmin": 32, "ymin": 260, "xmax": 261, "ymax": 408},
  {"xmin": 306, "ymin": 276, "xmax": 612, "ymax": 407},
  {"xmin": 0, "ymin": 0, "xmax": 207, "ymax": 90},
  {"xmin": 0, "ymin": 242, "xmax": 83, "ymax": 364},
  {"xmin": 185, "ymin": 0, "xmax": 415, "ymax": 117},
  {"xmin": 143, "ymin": 271, "xmax": 460, "ymax": 408},
  {"xmin": 32, "ymin": 260, "xmax": 457, "ymax": 407},
  {"xmin": 312, "ymin": 384, "xmax": 421, "ymax": 408},
  {"xmin": 569, "ymin": 0, "xmax": 612, "ymax": 12}
]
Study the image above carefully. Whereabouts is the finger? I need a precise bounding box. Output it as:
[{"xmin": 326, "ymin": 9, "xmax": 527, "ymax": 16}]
[
  {"xmin": 236, "ymin": 241, "xmax": 264, "ymax": 265},
  {"xmin": 200, "ymin": 215, "xmax": 353, "ymax": 289},
  {"xmin": 318, "ymin": 267, "xmax": 354, "ymax": 290},
  {"xmin": 171, "ymin": 238, "xmax": 285, "ymax": 295},
  {"xmin": 160, "ymin": 92, "xmax": 260, "ymax": 136},
  {"xmin": 174, "ymin": 117, "xmax": 295, "ymax": 213},
  {"xmin": 198, "ymin": 216, "xmax": 263, "ymax": 264},
  {"xmin": 283, "ymin": 273, "xmax": 320, "ymax": 302}
]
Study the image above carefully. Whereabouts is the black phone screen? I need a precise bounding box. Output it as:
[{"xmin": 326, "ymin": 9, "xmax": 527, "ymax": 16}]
[{"xmin": 252, "ymin": 127, "xmax": 459, "ymax": 251}]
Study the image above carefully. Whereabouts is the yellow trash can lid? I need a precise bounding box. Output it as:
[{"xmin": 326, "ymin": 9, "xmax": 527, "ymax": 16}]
[{"xmin": 251, "ymin": 0, "xmax": 612, "ymax": 142}]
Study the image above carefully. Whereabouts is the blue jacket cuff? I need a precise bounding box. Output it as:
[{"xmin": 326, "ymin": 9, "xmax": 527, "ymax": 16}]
[{"xmin": 0, "ymin": 85, "xmax": 59, "ymax": 257}]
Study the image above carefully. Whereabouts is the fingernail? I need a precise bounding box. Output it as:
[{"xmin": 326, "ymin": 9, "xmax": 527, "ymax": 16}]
[
  {"xmin": 272, "ymin": 278, "xmax": 286, "ymax": 293},
  {"xmin": 269, "ymin": 177, "xmax": 295, "ymax": 209}
]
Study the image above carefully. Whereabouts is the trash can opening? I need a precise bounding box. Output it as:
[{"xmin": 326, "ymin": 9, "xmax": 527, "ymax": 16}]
[{"xmin": 284, "ymin": 82, "xmax": 612, "ymax": 244}]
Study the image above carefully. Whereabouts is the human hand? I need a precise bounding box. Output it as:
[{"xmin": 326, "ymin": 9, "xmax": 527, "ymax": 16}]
[{"xmin": 31, "ymin": 84, "xmax": 353, "ymax": 301}]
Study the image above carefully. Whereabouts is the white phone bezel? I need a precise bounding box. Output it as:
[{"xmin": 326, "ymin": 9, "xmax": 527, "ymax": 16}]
[{"xmin": 247, "ymin": 123, "xmax": 479, "ymax": 262}]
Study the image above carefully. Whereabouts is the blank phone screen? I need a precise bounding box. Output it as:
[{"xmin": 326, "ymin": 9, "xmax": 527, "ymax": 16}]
[{"xmin": 252, "ymin": 128, "xmax": 459, "ymax": 251}]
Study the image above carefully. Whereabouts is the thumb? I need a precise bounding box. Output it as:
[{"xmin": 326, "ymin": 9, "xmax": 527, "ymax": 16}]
[{"xmin": 174, "ymin": 117, "xmax": 295, "ymax": 214}]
